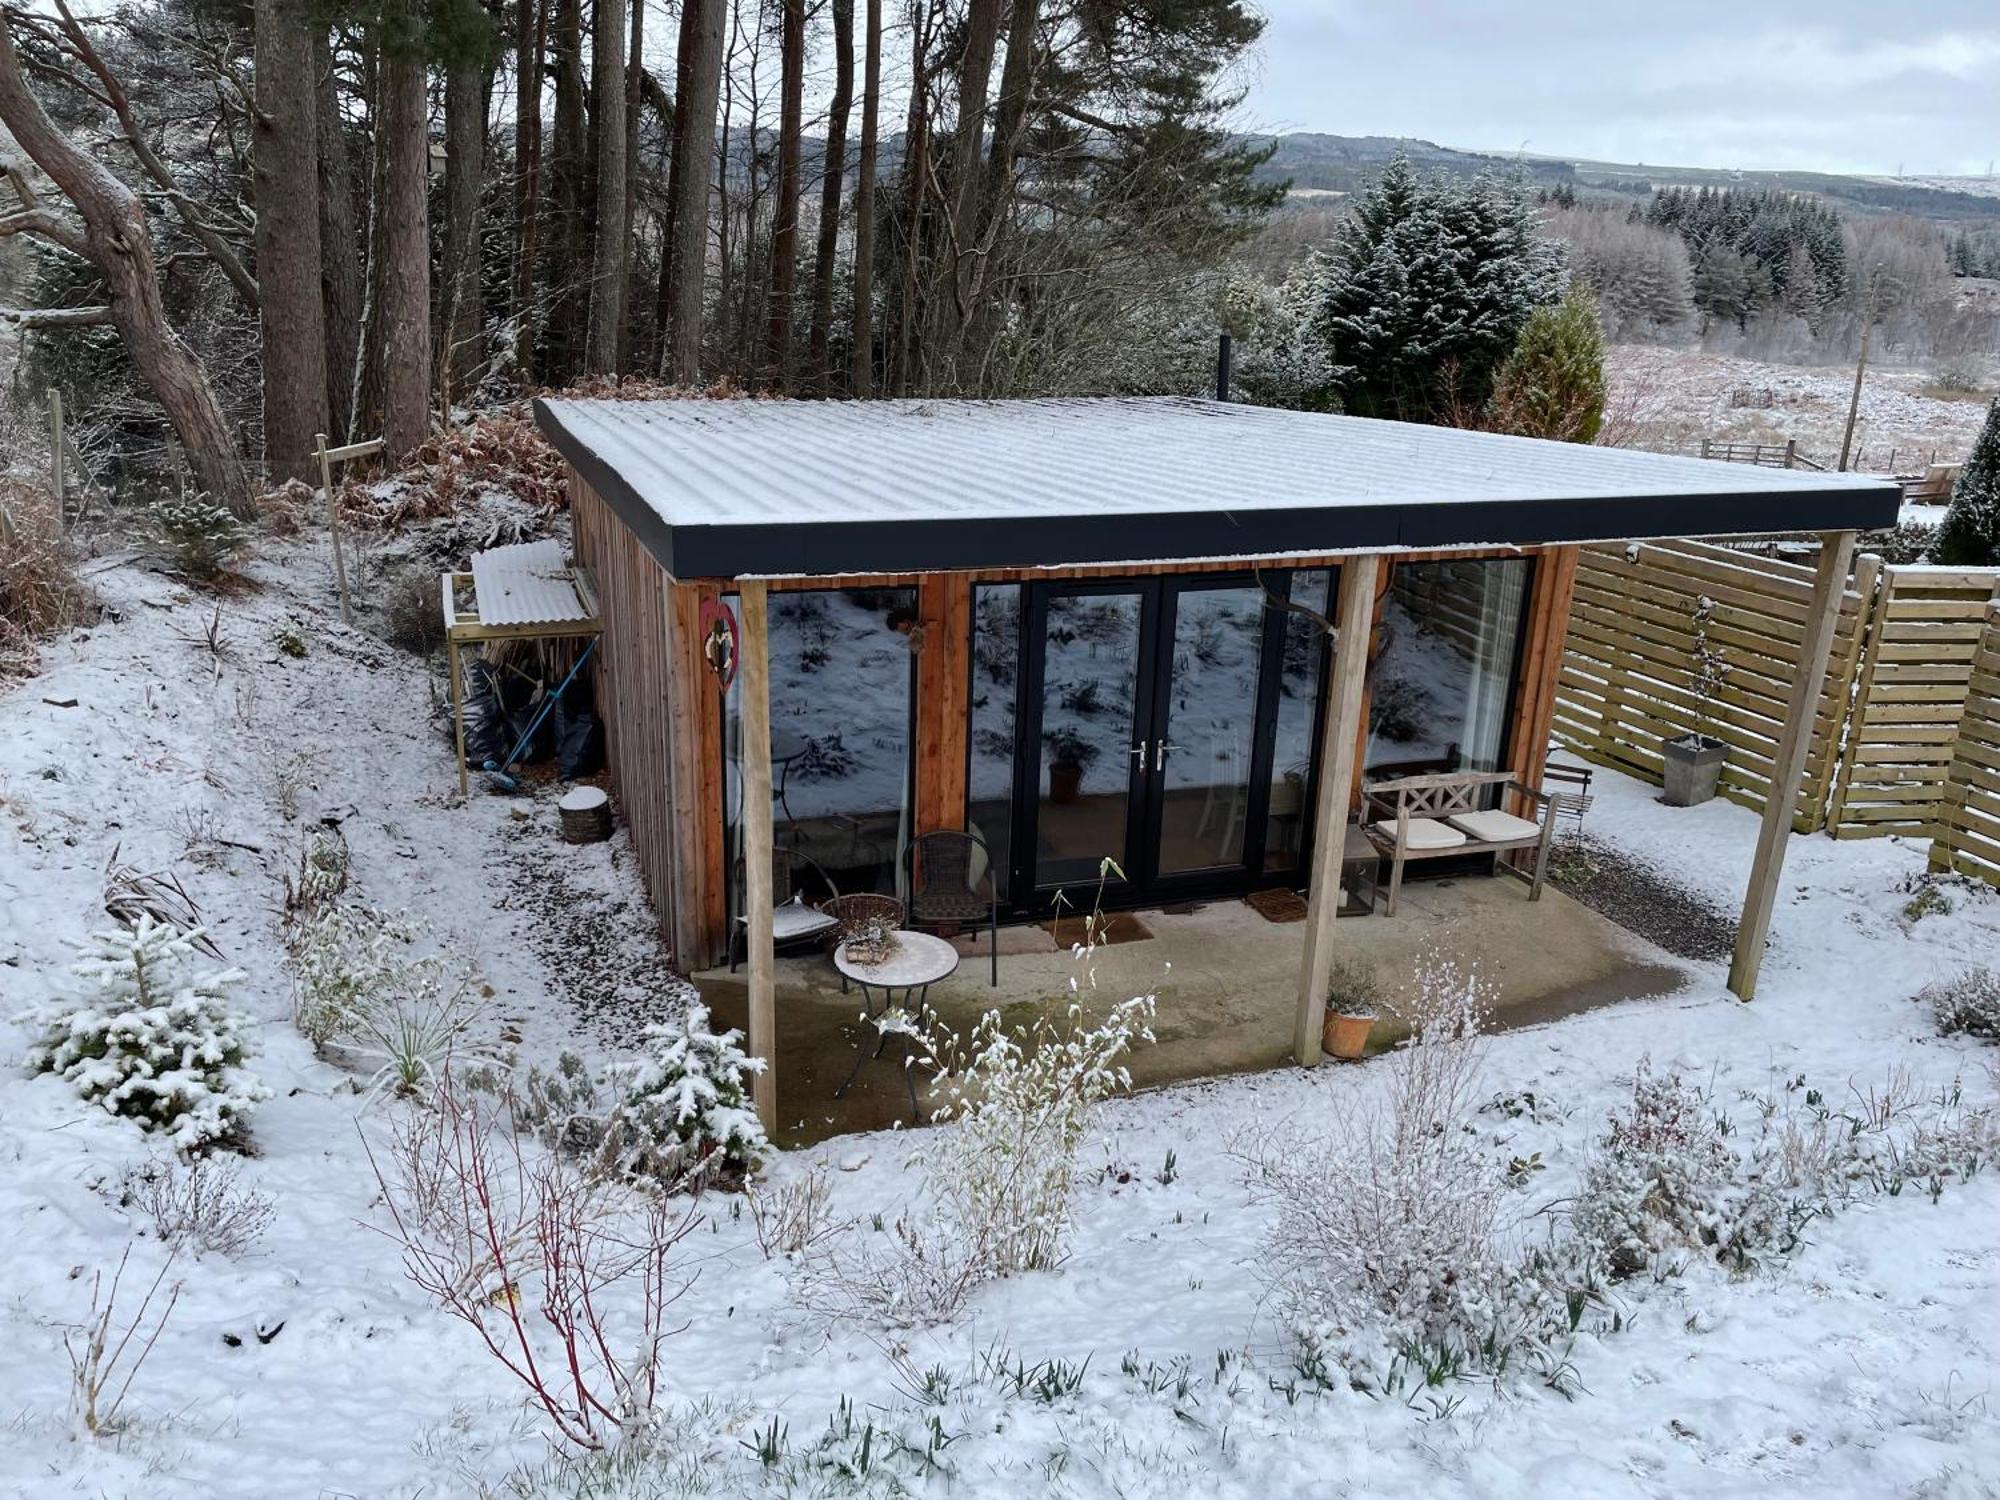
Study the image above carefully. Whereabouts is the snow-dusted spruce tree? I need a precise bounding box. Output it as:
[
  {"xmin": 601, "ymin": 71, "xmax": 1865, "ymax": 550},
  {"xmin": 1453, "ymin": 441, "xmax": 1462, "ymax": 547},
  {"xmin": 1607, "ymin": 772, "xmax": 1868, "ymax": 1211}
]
[
  {"xmin": 1311, "ymin": 153, "xmax": 1565, "ymax": 422},
  {"xmin": 24, "ymin": 915, "xmax": 268, "ymax": 1151},
  {"xmin": 1485, "ymin": 284, "xmax": 1607, "ymax": 443},
  {"xmin": 1936, "ymin": 398, "xmax": 2000, "ymax": 567},
  {"xmin": 615, "ymin": 1000, "xmax": 769, "ymax": 1184}
]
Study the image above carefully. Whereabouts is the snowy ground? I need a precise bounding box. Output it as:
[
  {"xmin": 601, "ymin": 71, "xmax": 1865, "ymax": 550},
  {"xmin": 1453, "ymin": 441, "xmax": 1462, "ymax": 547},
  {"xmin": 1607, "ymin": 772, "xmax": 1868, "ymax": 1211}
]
[
  {"xmin": 3, "ymin": 526, "xmax": 2000, "ymax": 1498},
  {"xmin": 1607, "ymin": 345, "xmax": 1992, "ymax": 474}
]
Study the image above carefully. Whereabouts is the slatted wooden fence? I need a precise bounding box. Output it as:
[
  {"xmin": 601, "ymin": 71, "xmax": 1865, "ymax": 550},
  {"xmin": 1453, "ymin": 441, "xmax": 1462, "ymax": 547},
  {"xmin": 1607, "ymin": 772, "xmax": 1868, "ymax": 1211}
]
[
  {"xmin": 1554, "ymin": 539, "xmax": 1868, "ymax": 832},
  {"xmin": 1827, "ymin": 567, "xmax": 2000, "ymax": 838},
  {"xmin": 1930, "ymin": 600, "xmax": 2000, "ymax": 886}
]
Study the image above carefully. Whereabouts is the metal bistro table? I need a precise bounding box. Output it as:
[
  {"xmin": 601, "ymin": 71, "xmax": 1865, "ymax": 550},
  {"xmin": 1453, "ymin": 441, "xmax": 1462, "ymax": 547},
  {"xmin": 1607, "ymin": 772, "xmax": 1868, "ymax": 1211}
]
[{"xmin": 832, "ymin": 930, "xmax": 959, "ymax": 1121}]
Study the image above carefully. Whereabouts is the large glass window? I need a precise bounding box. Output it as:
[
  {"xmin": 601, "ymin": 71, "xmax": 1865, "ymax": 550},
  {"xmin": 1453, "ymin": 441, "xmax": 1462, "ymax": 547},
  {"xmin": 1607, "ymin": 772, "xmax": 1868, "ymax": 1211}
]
[
  {"xmin": 724, "ymin": 588, "xmax": 918, "ymax": 910},
  {"xmin": 966, "ymin": 585, "xmax": 1021, "ymax": 901},
  {"xmin": 1366, "ymin": 558, "xmax": 1532, "ymax": 778},
  {"xmin": 1263, "ymin": 567, "xmax": 1334, "ymax": 872}
]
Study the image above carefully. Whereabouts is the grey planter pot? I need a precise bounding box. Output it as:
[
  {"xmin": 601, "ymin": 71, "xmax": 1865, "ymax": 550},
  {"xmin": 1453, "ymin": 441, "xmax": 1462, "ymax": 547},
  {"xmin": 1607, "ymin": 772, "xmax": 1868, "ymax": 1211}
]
[{"xmin": 1661, "ymin": 734, "xmax": 1727, "ymax": 807}]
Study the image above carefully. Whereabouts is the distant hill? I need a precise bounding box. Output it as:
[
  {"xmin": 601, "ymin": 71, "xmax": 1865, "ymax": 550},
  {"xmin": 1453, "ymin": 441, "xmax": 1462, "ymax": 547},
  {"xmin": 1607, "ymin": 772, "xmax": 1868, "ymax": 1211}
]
[{"xmin": 1249, "ymin": 133, "xmax": 2000, "ymax": 227}]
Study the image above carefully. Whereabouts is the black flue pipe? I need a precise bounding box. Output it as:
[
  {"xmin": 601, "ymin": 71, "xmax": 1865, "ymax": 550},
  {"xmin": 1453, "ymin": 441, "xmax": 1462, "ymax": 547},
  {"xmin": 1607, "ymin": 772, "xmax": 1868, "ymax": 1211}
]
[{"xmin": 1215, "ymin": 331, "xmax": 1233, "ymax": 402}]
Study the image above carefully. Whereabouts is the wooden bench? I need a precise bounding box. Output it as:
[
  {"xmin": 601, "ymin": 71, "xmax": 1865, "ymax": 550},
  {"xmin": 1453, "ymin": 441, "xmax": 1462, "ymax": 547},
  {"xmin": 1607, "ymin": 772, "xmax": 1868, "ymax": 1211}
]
[{"xmin": 1359, "ymin": 770, "xmax": 1569, "ymax": 916}]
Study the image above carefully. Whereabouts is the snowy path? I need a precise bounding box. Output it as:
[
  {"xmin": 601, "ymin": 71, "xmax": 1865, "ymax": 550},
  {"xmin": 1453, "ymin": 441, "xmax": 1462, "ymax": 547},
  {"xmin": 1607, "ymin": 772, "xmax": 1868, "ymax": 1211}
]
[{"xmin": 1, "ymin": 540, "xmax": 1997, "ymax": 1497}]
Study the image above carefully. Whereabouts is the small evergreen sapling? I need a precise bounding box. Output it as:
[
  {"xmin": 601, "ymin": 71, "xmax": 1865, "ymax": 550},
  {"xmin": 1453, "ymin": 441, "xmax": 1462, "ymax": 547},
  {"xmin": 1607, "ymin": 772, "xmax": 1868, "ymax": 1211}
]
[
  {"xmin": 620, "ymin": 1001, "xmax": 769, "ymax": 1182},
  {"xmin": 1486, "ymin": 284, "xmax": 1607, "ymax": 444},
  {"xmin": 24, "ymin": 915, "xmax": 268, "ymax": 1151},
  {"xmin": 1936, "ymin": 398, "xmax": 2000, "ymax": 567}
]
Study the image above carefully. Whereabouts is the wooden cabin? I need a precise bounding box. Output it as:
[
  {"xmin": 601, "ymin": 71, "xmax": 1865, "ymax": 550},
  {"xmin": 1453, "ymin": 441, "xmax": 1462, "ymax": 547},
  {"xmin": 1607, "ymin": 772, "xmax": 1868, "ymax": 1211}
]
[{"xmin": 533, "ymin": 395, "xmax": 1898, "ymax": 1128}]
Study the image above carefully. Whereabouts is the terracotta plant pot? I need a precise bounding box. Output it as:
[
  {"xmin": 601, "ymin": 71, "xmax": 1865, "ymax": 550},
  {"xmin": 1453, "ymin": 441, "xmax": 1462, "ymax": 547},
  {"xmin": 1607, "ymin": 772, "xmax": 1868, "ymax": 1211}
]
[
  {"xmin": 1048, "ymin": 759, "xmax": 1083, "ymax": 805},
  {"xmin": 1323, "ymin": 1010, "xmax": 1374, "ymax": 1061}
]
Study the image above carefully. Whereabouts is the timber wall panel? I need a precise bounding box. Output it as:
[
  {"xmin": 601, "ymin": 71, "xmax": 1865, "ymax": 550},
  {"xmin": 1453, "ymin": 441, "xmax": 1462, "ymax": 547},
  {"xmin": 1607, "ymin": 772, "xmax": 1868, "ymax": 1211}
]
[
  {"xmin": 1930, "ymin": 600, "xmax": 2000, "ymax": 887},
  {"xmin": 1552, "ymin": 538, "xmax": 1866, "ymax": 832},
  {"xmin": 571, "ymin": 477, "xmax": 690, "ymax": 961},
  {"xmin": 1829, "ymin": 569, "xmax": 2000, "ymax": 839}
]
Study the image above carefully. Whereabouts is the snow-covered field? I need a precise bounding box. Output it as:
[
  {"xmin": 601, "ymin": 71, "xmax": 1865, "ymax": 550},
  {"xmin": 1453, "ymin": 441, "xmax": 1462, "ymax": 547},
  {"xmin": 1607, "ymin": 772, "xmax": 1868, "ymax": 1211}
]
[
  {"xmin": 1607, "ymin": 345, "xmax": 1992, "ymax": 473},
  {"xmin": 3, "ymin": 525, "xmax": 2000, "ymax": 1498}
]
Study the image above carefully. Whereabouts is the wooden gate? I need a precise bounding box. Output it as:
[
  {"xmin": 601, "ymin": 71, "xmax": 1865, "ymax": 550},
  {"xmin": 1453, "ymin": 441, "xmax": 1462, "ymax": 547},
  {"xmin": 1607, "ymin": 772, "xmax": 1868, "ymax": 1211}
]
[
  {"xmin": 1827, "ymin": 567, "xmax": 2000, "ymax": 838},
  {"xmin": 1930, "ymin": 599, "xmax": 2000, "ymax": 885}
]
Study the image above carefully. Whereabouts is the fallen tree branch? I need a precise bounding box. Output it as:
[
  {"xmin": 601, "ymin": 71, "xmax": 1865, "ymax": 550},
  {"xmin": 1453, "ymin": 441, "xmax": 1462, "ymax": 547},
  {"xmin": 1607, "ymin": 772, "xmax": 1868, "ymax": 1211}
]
[{"xmin": 0, "ymin": 304, "xmax": 113, "ymax": 327}]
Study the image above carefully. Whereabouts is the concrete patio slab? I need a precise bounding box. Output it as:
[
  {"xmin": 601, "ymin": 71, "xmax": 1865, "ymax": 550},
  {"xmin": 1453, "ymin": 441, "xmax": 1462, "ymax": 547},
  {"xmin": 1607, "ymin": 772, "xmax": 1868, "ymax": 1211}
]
[{"xmin": 695, "ymin": 872, "xmax": 1689, "ymax": 1147}]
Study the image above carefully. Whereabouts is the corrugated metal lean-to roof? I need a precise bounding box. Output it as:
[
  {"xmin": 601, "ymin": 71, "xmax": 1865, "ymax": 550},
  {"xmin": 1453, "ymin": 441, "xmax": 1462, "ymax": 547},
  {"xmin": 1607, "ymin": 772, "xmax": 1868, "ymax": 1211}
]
[
  {"xmin": 469, "ymin": 539, "xmax": 596, "ymax": 626},
  {"xmin": 532, "ymin": 394, "xmax": 1902, "ymax": 581}
]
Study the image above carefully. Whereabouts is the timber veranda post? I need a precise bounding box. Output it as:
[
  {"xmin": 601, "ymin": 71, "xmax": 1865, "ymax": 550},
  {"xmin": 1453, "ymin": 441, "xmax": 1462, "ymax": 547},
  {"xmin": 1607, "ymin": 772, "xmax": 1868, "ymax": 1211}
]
[
  {"xmin": 1727, "ymin": 530, "xmax": 1857, "ymax": 1001},
  {"xmin": 1294, "ymin": 553, "xmax": 1383, "ymax": 1064},
  {"xmin": 738, "ymin": 579, "xmax": 779, "ymax": 1131}
]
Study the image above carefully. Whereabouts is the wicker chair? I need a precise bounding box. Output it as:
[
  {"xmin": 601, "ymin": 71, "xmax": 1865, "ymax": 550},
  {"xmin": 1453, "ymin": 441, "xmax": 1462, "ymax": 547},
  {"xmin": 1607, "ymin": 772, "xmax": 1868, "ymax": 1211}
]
[
  {"xmin": 727, "ymin": 845, "xmax": 842, "ymax": 973},
  {"xmin": 903, "ymin": 829, "xmax": 999, "ymax": 987}
]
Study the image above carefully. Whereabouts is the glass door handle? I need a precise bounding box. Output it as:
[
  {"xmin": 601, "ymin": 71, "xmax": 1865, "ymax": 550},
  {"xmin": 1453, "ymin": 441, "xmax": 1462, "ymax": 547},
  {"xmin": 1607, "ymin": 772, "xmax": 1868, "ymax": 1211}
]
[
  {"xmin": 1156, "ymin": 739, "xmax": 1181, "ymax": 762},
  {"xmin": 1129, "ymin": 742, "xmax": 1149, "ymax": 771}
]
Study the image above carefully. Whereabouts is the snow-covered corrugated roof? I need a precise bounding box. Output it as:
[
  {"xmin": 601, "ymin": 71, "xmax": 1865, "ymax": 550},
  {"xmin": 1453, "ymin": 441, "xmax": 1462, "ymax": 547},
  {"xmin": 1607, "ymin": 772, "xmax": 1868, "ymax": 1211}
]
[
  {"xmin": 469, "ymin": 539, "xmax": 595, "ymax": 626},
  {"xmin": 532, "ymin": 395, "xmax": 1900, "ymax": 579}
]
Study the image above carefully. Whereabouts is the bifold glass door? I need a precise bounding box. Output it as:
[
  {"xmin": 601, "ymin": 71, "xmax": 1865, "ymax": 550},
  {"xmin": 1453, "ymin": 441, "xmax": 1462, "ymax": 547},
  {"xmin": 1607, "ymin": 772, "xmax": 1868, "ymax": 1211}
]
[{"xmin": 1011, "ymin": 571, "xmax": 1335, "ymax": 907}]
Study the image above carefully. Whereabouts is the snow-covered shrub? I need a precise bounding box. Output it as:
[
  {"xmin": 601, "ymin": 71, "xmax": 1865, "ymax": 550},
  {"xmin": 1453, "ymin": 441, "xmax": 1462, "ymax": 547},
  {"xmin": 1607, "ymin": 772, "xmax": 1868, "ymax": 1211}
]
[
  {"xmin": 801, "ymin": 988, "xmax": 1156, "ymax": 1327},
  {"xmin": 21, "ymin": 916, "xmax": 268, "ymax": 1152},
  {"xmin": 367, "ymin": 1074, "xmax": 696, "ymax": 1451},
  {"xmin": 915, "ymin": 994, "xmax": 1155, "ymax": 1275},
  {"xmin": 1574, "ymin": 1062, "xmax": 1833, "ymax": 1278},
  {"xmin": 1572, "ymin": 1062, "xmax": 1735, "ymax": 1278},
  {"xmin": 123, "ymin": 1152, "xmax": 274, "ymax": 1257},
  {"xmin": 289, "ymin": 900, "xmax": 490, "ymax": 1093},
  {"xmin": 151, "ymin": 493, "xmax": 248, "ymax": 582},
  {"xmin": 1242, "ymin": 955, "xmax": 1593, "ymax": 1386},
  {"xmin": 282, "ymin": 827, "xmax": 350, "ymax": 922},
  {"xmin": 1921, "ymin": 966, "xmax": 2000, "ymax": 1042},
  {"xmin": 486, "ymin": 1001, "xmax": 768, "ymax": 1191}
]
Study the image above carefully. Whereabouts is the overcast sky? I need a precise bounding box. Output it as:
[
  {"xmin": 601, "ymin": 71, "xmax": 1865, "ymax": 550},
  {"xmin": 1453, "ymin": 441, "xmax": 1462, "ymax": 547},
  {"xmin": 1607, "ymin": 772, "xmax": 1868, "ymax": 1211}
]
[{"xmin": 1243, "ymin": 1, "xmax": 2000, "ymax": 178}]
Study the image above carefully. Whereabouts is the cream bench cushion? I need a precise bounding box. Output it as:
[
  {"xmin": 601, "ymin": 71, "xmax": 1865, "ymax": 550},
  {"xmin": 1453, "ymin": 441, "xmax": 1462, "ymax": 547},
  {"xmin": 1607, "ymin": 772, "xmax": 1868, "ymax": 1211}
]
[
  {"xmin": 1373, "ymin": 816, "xmax": 1467, "ymax": 851},
  {"xmin": 768, "ymin": 896, "xmax": 839, "ymax": 941},
  {"xmin": 1446, "ymin": 808, "xmax": 1543, "ymax": 843}
]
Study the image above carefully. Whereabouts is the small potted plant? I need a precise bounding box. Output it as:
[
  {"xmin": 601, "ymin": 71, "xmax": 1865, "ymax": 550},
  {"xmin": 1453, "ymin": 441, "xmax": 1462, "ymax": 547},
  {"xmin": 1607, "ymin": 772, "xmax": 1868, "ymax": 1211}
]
[
  {"xmin": 1043, "ymin": 725, "xmax": 1099, "ymax": 805},
  {"xmin": 1321, "ymin": 956, "xmax": 1382, "ymax": 1061},
  {"xmin": 843, "ymin": 915, "xmax": 901, "ymax": 967},
  {"xmin": 1662, "ymin": 595, "xmax": 1728, "ymax": 807}
]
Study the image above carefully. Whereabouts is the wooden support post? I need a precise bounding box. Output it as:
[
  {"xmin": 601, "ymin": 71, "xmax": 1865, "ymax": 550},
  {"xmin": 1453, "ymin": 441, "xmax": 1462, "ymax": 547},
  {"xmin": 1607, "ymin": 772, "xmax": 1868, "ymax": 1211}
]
[
  {"xmin": 316, "ymin": 433, "xmax": 354, "ymax": 625},
  {"xmin": 1294, "ymin": 554, "xmax": 1382, "ymax": 1065},
  {"xmin": 1728, "ymin": 530, "xmax": 1856, "ymax": 1000},
  {"xmin": 49, "ymin": 389, "xmax": 64, "ymax": 523},
  {"xmin": 738, "ymin": 579, "xmax": 779, "ymax": 1131},
  {"xmin": 443, "ymin": 574, "xmax": 468, "ymax": 797}
]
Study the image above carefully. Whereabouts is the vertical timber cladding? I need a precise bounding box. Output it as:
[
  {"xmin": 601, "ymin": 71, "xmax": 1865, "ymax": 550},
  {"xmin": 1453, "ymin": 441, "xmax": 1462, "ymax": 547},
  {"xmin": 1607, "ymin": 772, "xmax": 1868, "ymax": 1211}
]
[{"xmin": 569, "ymin": 473, "xmax": 700, "ymax": 963}]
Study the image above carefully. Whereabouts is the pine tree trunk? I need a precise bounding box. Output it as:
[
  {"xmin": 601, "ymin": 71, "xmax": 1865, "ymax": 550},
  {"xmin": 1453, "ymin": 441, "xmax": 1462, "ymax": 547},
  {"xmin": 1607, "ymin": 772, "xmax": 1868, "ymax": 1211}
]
[
  {"xmin": 252, "ymin": 0, "xmax": 328, "ymax": 482},
  {"xmin": 762, "ymin": 0, "xmax": 805, "ymax": 392},
  {"xmin": 379, "ymin": 18, "xmax": 432, "ymax": 460},
  {"xmin": 512, "ymin": 0, "xmax": 545, "ymax": 380},
  {"xmin": 584, "ymin": 0, "xmax": 627, "ymax": 373},
  {"xmin": 848, "ymin": 0, "xmax": 880, "ymax": 395},
  {"xmin": 315, "ymin": 30, "xmax": 363, "ymax": 441},
  {"xmin": 352, "ymin": 42, "xmax": 389, "ymax": 441},
  {"xmin": 957, "ymin": 0, "xmax": 1038, "ymax": 383},
  {"xmin": 807, "ymin": 0, "xmax": 852, "ymax": 392},
  {"xmin": 0, "ymin": 16, "xmax": 246, "ymax": 511},
  {"xmin": 545, "ymin": 0, "xmax": 587, "ymax": 382},
  {"xmin": 618, "ymin": 0, "xmax": 644, "ymax": 374},
  {"xmin": 658, "ymin": 0, "xmax": 723, "ymax": 383},
  {"xmin": 925, "ymin": 0, "xmax": 999, "ymax": 390},
  {"xmin": 441, "ymin": 57, "xmax": 486, "ymax": 405},
  {"xmin": 890, "ymin": 19, "xmax": 932, "ymax": 397}
]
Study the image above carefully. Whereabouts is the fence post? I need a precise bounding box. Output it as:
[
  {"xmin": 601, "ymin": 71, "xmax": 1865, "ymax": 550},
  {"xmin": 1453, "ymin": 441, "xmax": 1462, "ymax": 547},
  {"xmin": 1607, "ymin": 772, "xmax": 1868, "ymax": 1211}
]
[
  {"xmin": 48, "ymin": 390, "xmax": 65, "ymax": 524},
  {"xmin": 316, "ymin": 433, "xmax": 354, "ymax": 625}
]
